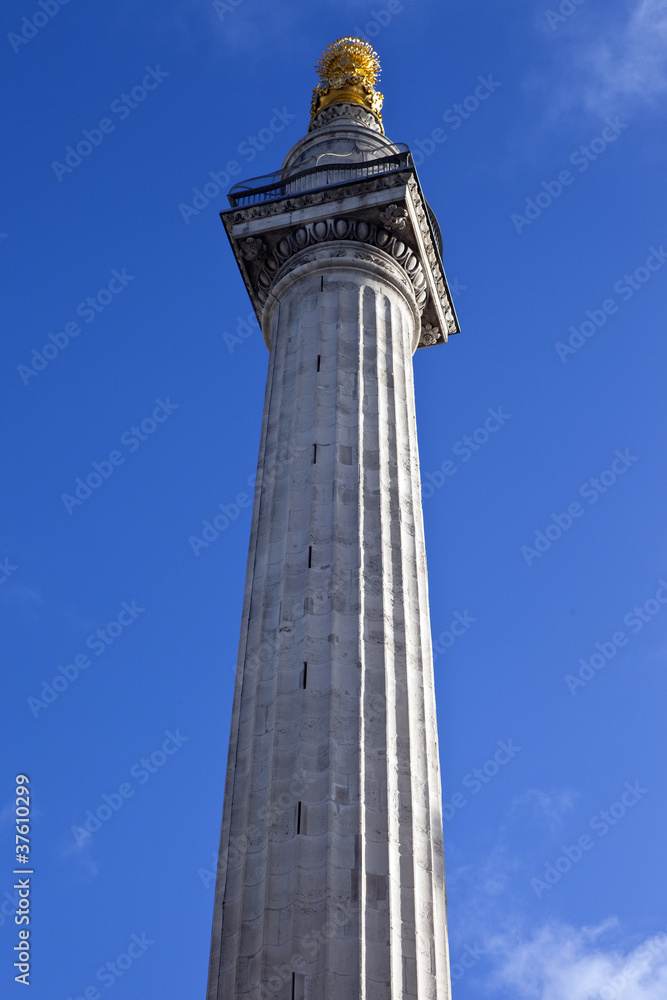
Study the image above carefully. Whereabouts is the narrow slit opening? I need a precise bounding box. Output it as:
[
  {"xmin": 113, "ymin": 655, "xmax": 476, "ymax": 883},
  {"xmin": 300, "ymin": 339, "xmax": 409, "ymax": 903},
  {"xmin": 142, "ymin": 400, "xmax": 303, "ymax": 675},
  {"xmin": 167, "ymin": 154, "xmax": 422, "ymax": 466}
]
[
  {"xmin": 303, "ymin": 662, "xmax": 308, "ymax": 688},
  {"xmin": 316, "ymin": 354, "xmax": 321, "ymax": 372},
  {"xmin": 313, "ymin": 443, "xmax": 317, "ymax": 463},
  {"xmin": 297, "ymin": 802, "xmax": 302, "ymax": 835},
  {"xmin": 308, "ymin": 546, "xmax": 312, "ymax": 568}
]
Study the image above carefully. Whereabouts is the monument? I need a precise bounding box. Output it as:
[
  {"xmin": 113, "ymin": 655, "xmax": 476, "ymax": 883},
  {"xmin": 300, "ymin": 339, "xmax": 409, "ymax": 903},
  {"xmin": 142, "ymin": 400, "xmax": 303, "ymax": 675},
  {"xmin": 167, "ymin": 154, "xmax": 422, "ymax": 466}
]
[{"xmin": 207, "ymin": 37, "xmax": 460, "ymax": 1000}]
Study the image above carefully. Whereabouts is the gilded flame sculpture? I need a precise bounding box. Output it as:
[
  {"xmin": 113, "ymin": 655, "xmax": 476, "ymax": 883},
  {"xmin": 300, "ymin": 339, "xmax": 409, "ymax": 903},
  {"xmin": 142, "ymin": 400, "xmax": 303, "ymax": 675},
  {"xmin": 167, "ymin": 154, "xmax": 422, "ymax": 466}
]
[{"xmin": 310, "ymin": 36, "xmax": 384, "ymax": 130}]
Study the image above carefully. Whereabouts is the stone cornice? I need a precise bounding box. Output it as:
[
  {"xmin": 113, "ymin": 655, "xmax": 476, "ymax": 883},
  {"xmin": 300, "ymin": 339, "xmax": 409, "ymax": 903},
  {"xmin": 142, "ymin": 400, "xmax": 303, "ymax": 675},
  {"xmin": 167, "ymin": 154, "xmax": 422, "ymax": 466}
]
[{"xmin": 221, "ymin": 167, "xmax": 459, "ymax": 349}]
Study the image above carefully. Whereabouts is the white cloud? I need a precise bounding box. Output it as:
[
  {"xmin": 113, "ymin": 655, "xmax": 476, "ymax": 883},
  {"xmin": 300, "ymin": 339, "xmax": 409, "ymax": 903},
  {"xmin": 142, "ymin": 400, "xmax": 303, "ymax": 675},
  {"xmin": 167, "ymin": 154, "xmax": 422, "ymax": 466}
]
[
  {"xmin": 547, "ymin": 0, "xmax": 667, "ymax": 118},
  {"xmin": 444, "ymin": 784, "xmax": 667, "ymax": 999},
  {"xmin": 583, "ymin": 0, "xmax": 667, "ymax": 110},
  {"xmin": 487, "ymin": 919, "xmax": 667, "ymax": 1000}
]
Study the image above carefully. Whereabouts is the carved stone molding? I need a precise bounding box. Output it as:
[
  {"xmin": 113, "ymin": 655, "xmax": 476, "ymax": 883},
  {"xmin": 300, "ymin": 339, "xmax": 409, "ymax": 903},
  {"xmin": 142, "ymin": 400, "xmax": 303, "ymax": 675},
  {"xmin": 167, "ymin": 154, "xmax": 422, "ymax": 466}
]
[
  {"xmin": 253, "ymin": 216, "xmax": 428, "ymax": 313},
  {"xmin": 406, "ymin": 177, "xmax": 456, "ymax": 342},
  {"xmin": 273, "ymin": 243, "xmax": 414, "ymax": 293},
  {"xmin": 309, "ymin": 102, "xmax": 383, "ymax": 134}
]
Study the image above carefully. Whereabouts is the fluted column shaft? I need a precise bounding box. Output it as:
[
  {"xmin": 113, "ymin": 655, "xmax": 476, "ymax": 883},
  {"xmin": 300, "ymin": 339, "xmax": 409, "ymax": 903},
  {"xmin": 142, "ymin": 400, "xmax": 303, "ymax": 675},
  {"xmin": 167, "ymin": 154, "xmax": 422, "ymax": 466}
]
[{"xmin": 207, "ymin": 243, "xmax": 451, "ymax": 1000}]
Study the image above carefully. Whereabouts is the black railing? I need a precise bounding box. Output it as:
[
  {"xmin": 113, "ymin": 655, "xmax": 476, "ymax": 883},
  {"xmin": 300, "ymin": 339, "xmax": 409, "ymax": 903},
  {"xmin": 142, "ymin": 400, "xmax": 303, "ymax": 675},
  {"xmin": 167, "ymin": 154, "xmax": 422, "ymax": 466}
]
[{"xmin": 228, "ymin": 147, "xmax": 413, "ymax": 208}]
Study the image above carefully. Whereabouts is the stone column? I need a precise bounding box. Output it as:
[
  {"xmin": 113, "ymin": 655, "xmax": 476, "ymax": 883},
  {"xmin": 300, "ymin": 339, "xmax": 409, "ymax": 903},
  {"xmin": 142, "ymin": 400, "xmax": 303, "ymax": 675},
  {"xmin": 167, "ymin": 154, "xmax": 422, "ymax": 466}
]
[{"xmin": 207, "ymin": 37, "xmax": 459, "ymax": 1000}]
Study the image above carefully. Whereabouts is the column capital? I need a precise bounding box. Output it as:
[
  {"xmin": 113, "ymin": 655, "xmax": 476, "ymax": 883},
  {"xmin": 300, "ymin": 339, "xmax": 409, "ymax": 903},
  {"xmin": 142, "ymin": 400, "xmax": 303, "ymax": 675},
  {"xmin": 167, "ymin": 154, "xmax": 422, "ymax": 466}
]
[{"xmin": 221, "ymin": 162, "xmax": 459, "ymax": 350}]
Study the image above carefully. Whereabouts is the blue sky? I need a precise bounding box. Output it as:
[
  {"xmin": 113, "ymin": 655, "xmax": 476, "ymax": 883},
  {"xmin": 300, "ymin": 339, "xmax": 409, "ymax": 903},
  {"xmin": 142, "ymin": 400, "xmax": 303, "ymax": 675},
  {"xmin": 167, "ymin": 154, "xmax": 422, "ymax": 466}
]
[{"xmin": 1, "ymin": 0, "xmax": 666, "ymax": 997}]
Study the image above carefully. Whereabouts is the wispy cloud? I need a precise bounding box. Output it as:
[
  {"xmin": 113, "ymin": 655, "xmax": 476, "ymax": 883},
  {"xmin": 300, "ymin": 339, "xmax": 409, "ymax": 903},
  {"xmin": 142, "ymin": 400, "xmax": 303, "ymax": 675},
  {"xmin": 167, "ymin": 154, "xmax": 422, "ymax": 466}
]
[
  {"xmin": 60, "ymin": 837, "xmax": 100, "ymax": 880},
  {"xmin": 510, "ymin": 787, "xmax": 578, "ymax": 837},
  {"xmin": 445, "ymin": 778, "xmax": 666, "ymax": 998},
  {"xmin": 582, "ymin": 0, "xmax": 667, "ymax": 111},
  {"xmin": 445, "ymin": 786, "xmax": 579, "ymax": 944},
  {"xmin": 487, "ymin": 919, "xmax": 667, "ymax": 1000},
  {"xmin": 546, "ymin": 0, "xmax": 667, "ymax": 119}
]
